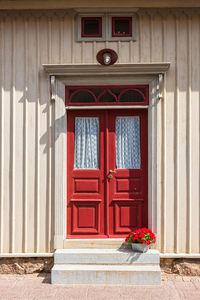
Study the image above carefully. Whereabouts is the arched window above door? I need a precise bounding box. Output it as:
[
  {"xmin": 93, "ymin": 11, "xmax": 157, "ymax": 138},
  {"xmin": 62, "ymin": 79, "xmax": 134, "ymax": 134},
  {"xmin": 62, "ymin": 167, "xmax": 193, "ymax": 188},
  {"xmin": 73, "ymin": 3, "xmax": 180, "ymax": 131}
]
[{"xmin": 66, "ymin": 86, "xmax": 149, "ymax": 106}]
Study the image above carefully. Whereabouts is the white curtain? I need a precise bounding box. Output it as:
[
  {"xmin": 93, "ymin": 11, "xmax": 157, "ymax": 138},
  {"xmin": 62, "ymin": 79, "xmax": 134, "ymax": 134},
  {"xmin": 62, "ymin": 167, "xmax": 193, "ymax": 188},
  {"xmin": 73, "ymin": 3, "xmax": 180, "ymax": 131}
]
[
  {"xmin": 74, "ymin": 117, "xmax": 99, "ymax": 169},
  {"xmin": 116, "ymin": 116, "xmax": 141, "ymax": 169}
]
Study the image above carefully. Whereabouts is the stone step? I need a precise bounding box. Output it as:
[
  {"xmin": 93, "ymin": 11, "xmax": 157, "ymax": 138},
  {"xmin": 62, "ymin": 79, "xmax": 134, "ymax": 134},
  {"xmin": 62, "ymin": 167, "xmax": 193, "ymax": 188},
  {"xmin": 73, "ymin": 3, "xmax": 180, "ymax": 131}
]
[
  {"xmin": 64, "ymin": 238, "xmax": 126, "ymax": 249},
  {"xmin": 51, "ymin": 264, "xmax": 161, "ymax": 285},
  {"xmin": 54, "ymin": 249, "xmax": 160, "ymax": 265}
]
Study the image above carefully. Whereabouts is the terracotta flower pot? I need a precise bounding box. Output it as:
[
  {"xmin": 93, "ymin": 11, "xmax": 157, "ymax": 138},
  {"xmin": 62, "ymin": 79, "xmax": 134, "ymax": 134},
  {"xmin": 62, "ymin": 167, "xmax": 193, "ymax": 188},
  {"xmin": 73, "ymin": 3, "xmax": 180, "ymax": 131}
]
[{"xmin": 131, "ymin": 243, "xmax": 149, "ymax": 253}]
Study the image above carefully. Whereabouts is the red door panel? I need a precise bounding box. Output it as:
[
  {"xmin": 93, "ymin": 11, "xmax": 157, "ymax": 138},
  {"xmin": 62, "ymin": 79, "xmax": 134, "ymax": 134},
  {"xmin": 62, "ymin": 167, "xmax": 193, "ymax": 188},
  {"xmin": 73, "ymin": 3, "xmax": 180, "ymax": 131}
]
[
  {"xmin": 67, "ymin": 110, "xmax": 106, "ymax": 238},
  {"xmin": 67, "ymin": 109, "xmax": 148, "ymax": 238},
  {"xmin": 108, "ymin": 110, "xmax": 148, "ymax": 237}
]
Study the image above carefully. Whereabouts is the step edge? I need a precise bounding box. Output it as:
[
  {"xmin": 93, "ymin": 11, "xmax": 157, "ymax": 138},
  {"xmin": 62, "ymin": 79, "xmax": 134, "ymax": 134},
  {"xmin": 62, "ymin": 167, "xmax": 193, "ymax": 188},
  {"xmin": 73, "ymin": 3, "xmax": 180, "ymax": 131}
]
[{"xmin": 52, "ymin": 264, "xmax": 161, "ymax": 271}]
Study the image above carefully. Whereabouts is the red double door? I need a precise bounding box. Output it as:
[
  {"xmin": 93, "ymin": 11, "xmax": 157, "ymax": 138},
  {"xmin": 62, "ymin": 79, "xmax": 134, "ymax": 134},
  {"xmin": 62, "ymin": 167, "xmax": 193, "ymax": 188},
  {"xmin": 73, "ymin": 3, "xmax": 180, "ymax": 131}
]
[{"xmin": 67, "ymin": 109, "xmax": 148, "ymax": 238}]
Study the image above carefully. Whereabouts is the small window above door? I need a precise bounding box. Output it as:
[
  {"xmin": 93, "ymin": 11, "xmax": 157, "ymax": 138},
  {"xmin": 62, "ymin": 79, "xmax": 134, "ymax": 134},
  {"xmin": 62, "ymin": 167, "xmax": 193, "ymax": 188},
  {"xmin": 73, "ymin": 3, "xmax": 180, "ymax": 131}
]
[
  {"xmin": 76, "ymin": 13, "xmax": 136, "ymax": 42},
  {"xmin": 65, "ymin": 86, "xmax": 149, "ymax": 106},
  {"xmin": 81, "ymin": 17, "xmax": 102, "ymax": 38},
  {"xmin": 112, "ymin": 17, "xmax": 132, "ymax": 37}
]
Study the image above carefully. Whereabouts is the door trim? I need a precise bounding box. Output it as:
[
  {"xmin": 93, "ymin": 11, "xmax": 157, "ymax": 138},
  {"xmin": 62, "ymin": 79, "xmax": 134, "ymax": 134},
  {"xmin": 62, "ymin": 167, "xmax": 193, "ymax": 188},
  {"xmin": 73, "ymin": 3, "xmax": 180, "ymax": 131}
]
[{"xmin": 44, "ymin": 64, "xmax": 168, "ymax": 250}]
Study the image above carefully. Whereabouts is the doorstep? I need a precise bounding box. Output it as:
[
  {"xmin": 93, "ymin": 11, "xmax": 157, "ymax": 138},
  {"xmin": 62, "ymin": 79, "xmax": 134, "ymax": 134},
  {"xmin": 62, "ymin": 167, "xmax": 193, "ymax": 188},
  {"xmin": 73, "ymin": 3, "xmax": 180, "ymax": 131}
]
[
  {"xmin": 52, "ymin": 242, "xmax": 161, "ymax": 285},
  {"xmin": 63, "ymin": 238, "xmax": 126, "ymax": 249}
]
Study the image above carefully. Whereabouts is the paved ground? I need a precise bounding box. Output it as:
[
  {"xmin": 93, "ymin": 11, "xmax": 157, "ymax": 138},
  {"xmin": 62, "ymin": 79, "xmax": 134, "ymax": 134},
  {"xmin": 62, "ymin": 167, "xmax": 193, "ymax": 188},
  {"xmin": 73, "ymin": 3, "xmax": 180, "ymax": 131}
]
[{"xmin": 0, "ymin": 273, "xmax": 200, "ymax": 300}]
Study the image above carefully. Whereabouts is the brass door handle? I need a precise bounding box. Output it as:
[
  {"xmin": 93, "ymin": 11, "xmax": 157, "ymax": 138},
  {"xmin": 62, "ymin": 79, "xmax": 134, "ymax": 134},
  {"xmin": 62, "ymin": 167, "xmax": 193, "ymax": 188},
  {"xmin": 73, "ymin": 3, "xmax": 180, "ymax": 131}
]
[{"xmin": 109, "ymin": 169, "xmax": 116, "ymax": 174}]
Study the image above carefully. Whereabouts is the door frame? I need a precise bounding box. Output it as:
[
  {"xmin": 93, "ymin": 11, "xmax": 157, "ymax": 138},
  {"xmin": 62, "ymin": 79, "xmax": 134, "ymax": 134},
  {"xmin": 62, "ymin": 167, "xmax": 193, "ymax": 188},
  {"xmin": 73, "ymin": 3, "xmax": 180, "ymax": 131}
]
[{"xmin": 43, "ymin": 63, "xmax": 170, "ymax": 250}]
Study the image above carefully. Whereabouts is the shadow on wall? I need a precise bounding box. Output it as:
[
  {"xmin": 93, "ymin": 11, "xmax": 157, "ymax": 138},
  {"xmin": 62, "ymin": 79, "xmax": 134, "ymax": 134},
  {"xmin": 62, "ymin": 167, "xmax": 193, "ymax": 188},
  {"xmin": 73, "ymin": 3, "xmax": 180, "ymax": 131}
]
[
  {"xmin": 17, "ymin": 69, "xmax": 67, "ymax": 154},
  {"xmin": 16, "ymin": 69, "xmax": 66, "ymax": 252}
]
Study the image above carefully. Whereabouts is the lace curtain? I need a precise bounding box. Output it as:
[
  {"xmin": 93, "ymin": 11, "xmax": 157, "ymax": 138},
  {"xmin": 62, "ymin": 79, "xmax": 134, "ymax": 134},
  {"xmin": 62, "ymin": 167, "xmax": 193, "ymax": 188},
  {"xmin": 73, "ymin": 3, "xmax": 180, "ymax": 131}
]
[
  {"xmin": 74, "ymin": 117, "xmax": 99, "ymax": 169},
  {"xmin": 116, "ymin": 116, "xmax": 141, "ymax": 169}
]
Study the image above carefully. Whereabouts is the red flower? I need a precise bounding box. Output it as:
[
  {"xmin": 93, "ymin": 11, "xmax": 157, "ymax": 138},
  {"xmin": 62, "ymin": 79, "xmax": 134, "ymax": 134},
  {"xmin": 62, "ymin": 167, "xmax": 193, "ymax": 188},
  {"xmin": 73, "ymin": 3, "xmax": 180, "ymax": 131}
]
[{"xmin": 125, "ymin": 227, "xmax": 156, "ymax": 245}]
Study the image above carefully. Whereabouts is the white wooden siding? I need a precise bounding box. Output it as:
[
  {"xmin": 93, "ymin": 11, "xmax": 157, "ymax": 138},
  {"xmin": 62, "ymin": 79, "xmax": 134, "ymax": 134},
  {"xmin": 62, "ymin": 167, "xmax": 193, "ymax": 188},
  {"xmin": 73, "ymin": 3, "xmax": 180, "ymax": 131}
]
[{"xmin": 0, "ymin": 10, "xmax": 200, "ymax": 253}]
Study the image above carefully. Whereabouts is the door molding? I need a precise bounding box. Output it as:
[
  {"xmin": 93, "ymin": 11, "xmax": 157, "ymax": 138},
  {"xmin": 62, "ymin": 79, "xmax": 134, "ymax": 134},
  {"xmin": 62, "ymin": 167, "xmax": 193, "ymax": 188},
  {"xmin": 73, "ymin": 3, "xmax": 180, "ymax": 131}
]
[{"xmin": 43, "ymin": 63, "xmax": 170, "ymax": 249}]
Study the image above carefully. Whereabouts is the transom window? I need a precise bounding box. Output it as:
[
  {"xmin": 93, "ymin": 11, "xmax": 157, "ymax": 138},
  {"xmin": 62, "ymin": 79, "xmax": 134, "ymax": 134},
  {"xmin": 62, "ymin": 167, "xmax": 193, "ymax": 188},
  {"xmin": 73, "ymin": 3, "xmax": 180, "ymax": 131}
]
[{"xmin": 65, "ymin": 86, "xmax": 148, "ymax": 106}]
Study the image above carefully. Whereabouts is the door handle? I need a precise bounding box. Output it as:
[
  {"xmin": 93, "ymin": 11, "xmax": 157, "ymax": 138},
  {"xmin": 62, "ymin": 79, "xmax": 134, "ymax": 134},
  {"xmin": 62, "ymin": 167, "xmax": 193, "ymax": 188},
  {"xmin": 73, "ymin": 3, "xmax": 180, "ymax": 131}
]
[
  {"xmin": 109, "ymin": 169, "xmax": 116, "ymax": 174},
  {"xmin": 107, "ymin": 169, "xmax": 116, "ymax": 181}
]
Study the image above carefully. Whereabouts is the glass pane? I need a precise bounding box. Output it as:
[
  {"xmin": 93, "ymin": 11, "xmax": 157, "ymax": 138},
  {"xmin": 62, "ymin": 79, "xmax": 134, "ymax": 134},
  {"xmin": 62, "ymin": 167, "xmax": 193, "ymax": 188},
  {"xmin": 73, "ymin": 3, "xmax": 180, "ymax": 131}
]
[
  {"xmin": 119, "ymin": 90, "xmax": 144, "ymax": 102},
  {"xmin": 116, "ymin": 117, "xmax": 141, "ymax": 169},
  {"xmin": 113, "ymin": 18, "xmax": 131, "ymax": 36},
  {"xmin": 99, "ymin": 91, "xmax": 116, "ymax": 102},
  {"xmin": 70, "ymin": 91, "xmax": 95, "ymax": 103},
  {"xmin": 82, "ymin": 18, "xmax": 102, "ymax": 37},
  {"xmin": 74, "ymin": 117, "xmax": 99, "ymax": 169}
]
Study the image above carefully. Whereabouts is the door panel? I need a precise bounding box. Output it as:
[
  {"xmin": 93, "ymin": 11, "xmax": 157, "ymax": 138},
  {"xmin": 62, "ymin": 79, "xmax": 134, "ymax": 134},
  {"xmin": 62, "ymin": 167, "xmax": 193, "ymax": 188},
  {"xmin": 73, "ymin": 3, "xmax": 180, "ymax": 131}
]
[
  {"xmin": 67, "ymin": 109, "xmax": 148, "ymax": 238},
  {"xmin": 108, "ymin": 110, "xmax": 148, "ymax": 237},
  {"xmin": 67, "ymin": 110, "xmax": 106, "ymax": 238}
]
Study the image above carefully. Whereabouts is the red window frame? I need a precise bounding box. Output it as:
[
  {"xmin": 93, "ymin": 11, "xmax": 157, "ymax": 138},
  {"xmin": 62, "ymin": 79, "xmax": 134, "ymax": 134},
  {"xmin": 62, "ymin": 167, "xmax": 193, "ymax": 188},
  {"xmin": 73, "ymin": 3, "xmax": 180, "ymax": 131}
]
[
  {"xmin": 112, "ymin": 17, "xmax": 132, "ymax": 37},
  {"xmin": 81, "ymin": 17, "xmax": 102, "ymax": 38},
  {"xmin": 65, "ymin": 85, "xmax": 149, "ymax": 106}
]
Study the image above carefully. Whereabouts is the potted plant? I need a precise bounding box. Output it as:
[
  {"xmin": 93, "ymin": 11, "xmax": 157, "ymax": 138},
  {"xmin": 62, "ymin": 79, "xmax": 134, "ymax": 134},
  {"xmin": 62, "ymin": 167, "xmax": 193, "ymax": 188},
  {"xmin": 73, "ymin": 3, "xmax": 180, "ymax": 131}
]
[{"xmin": 125, "ymin": 228, "xmax": 156, "ymax": 253}]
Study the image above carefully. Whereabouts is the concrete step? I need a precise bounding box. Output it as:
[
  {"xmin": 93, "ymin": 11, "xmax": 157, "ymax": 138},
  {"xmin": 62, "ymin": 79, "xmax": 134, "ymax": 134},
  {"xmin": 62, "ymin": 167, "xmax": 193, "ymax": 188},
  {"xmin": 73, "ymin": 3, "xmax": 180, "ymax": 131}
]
[
  {"xmin": 64, "ymin": 238, "xmax": 126, "ymax": 249},
  {"xmin": 51, "ymin": 264, "xmax": 161, "ymax": 285},
  {"xmin": 54, "ymin": 249, "xmax": 160, "ymax": 265}
]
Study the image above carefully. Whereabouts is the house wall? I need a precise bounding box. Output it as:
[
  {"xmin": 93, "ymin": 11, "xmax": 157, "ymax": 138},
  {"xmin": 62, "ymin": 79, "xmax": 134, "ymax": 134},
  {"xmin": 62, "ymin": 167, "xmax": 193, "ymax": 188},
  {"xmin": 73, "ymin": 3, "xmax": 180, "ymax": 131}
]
[{"xmin": 0, "ymin": 8, "xmax": 200, "ymax": 254}]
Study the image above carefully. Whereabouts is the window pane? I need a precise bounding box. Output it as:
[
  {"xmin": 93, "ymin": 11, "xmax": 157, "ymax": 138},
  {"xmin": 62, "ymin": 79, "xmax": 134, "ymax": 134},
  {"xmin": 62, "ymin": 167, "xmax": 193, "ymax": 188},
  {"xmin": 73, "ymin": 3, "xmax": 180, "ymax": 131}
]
[
  {"xmin": 116, "ymin": 117, "xmax": 141, "ymax": 169},
  {"xmin": 74, "ymin": 117, "xmax": 99, "ymax": 169},
  {"xmin": 99, "ymin": 90, "xmax": 116, "ymax": 102},
  {"xmin": 70, "ymin": 91, "xmax": 95, "ymax": 103},
  {"xmin": 113, "ymin": 18, "xmax": 132, "ymax": 36},
  {"xmin": 119, "ymin": 90, "xmax": 144, "ymax": 102},
  {"xmin": 82, "ymin": 18, "xmax": 102, "ymax": 37}
]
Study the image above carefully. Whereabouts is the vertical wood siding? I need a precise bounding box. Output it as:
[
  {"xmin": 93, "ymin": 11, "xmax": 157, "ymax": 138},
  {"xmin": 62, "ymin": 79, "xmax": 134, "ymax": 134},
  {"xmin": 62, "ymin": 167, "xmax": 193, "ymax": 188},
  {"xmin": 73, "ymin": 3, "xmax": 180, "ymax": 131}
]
[{"xmin": 0, "ymin": 11, "xmax": 199, "ymax": 253}]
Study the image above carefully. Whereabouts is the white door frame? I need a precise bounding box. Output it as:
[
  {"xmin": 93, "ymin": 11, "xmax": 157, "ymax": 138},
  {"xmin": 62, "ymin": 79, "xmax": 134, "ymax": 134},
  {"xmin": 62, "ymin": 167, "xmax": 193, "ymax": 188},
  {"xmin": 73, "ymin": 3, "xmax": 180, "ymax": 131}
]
[{"xmin": 43, "ymin": 63, "xmax": 170, "ymax": 249}]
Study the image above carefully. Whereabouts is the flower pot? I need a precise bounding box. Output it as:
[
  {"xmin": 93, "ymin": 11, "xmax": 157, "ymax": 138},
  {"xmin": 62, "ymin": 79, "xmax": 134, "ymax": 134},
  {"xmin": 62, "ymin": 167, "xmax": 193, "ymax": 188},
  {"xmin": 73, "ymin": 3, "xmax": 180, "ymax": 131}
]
[{"xmin": 131, "ymin": 243, "xmax": 149, "ymax": 253}]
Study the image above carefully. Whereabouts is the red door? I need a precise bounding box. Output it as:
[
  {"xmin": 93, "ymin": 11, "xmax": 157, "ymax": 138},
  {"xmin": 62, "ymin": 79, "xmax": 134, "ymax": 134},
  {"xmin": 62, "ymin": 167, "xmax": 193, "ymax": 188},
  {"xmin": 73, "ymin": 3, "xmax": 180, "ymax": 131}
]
[{"xmin": 67, "ymin": 109, "xmax": 148, "ymax": 238}]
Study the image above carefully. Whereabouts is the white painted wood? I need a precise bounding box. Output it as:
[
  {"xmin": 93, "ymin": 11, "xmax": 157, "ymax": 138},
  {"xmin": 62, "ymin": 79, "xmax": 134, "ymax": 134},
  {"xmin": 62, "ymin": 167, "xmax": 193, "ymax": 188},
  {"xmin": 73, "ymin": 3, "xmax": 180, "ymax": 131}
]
[
  {"xmin": 54, "ymin": 79, "xmax": 66, "ymax": 249},
  {"xmin": 148, "ymin": 78, "xmax": 159, "ymax": 244},
  {"xmin": 14, "ymin": 18, "xmax": 25, "ymax": 253},
  {"xmin": 186, "ymin": 16, "xmax": 192, "ymax": 253},
  {"xmin": 177, "ymin": 15, "xmax": 188, "ymax": 253},
  {"xmin": 0, "ymin": 1, "xmax": 200, "ymax": 10},
  {"xmin": 64, "ymin": 238, "xmax": 125, "ymax": 249},
  {"xmin": 190, "ymin": 15, "xmax": 200, "ymax": 253},
  {"xmin": 0, "ymin": 11, "xmax": 200, "ymax": 255},
  {"xmin": 11, "ymin": 18, "xmax": 16, "ymax": 254},
  {"xmin": 26, "ymin": 17, "xmax": 38, "ymax": 252},
  {"xmin": 66, "ymin": 105, "xmax": 149, "ymax": 110},
  {"xmin": 0, "ymin": 18, "xmax": 4, "ymax": 253},
  {"xmin": 160, "ymin": 253, "xmax": 200, "ymax": 258},
  {"xmin": 49, "ymin": 67, "xmax": 164, "ymax": 253},
  {"xmin": 163, "ymin": 14, "xmax": 176, "ymax": 253},
  {"xmin": 174, "ymin": 16, "xmax": 180, "ymax": 254},
  {"xmin": 0, "ymin": 253, "xmax": 53, "ymax": 257},
  {"xmin": 23, "ymin": 17, "xmax": 28, "ymax": 253},
  {"xmin": 3, "ymin": 18, "xmax": 12, "ymax": 253},
  {"xmin": 43, "ymin": 63, "xmax": 170, "ymax": 75}
]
